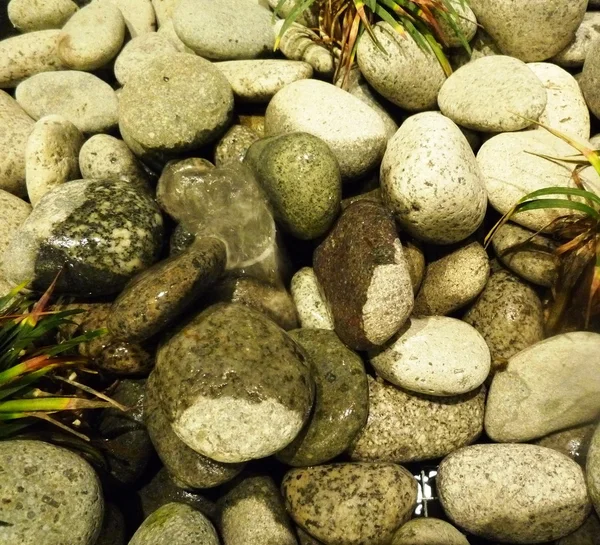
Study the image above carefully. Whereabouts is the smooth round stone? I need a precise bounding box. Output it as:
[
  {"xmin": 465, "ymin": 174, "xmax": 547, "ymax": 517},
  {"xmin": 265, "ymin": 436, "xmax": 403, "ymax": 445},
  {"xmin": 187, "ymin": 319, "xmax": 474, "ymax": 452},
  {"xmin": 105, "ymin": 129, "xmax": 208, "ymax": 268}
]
[
  {"xmin": 381, "ymin": 112, "xmax": 487, "ymax": 244},
  {"xmin": 357, "ymin": 22, "xmax": 446, "ymax": 111},
  {"xmin": 314, "ymin": 200, "xmax": 414, "ymax": 351},
  {"xmin": 552, "ymin": 12, "xmax": 600, "ymax": 68},
  {"xmin": 214, "ymin": 125, "xmax": 259, "ymax": 166},
  {"xmin": 414, "ymin": 242, "xmax": 490, "ymax": 317},
  {"xmin": 391, "ymin": 518, "xmax": 469, "ymax": 545},
  {"xmin": 8, "ymin": 0, "xmax": 78, "ymax": 32},
  {"xmin": 371, "ymin": 316, "xmax": 490, "ymax": 396},
  {"xmin": 588, "ymin": 425, "xmax": 600, "ymax": 517},
  {"xmin": 265, "ymin": 79, "xmax": 388, "ymax": 181},
  {"xmin": 557, "ymin": 514, "xmax": 600, "ymax": 545},
  {"xmin": 0, "ymin": 190, "xmax": 31, "ymax": 263},
  {"xmin": 468, "ymin": 0, "xmax": 587, "ymax": 62},
  {"xmin": 3, "ymin": 179, "xmax": 163, "ymax": 296},
  {"xmin": 438, "ymin": 56, "xmax": 546, "ymax": 132},
  {"xmin": 219, "ymin": 476, "xmax": 298, "ymax": 545},
  {"xmin": 145, "ymin": 371, "xmax": 244, "ymax": 489},
  {"xmin": 215, "ymin": 60, "xmax": 313, "ymax": 103},
  {"xmin": 152, "ymin": 0, "xmax": 179, "ymax": 26},
  {"xmin": 491, "ymin": 222, "xmax": 558, "ymax": 287},
  {"xmin": 173, "ymin": 0, "xmax": 274, "ymax": 60},
  {"xmin": 437, "ymin": 0, "xmax": 477, "ymax": 47},
  {"xmin": 535, "ymin": 423, "xmax": 596, "ymax": 467},
  {"xmin": 15, "ymin": 71, "xmax": 118, "ymax": 133},
  {"xmin": 26, "ymin": 115, "xmax": 84, "ymax": 206},
  {"xmin": 527, "ymin": 62, "xmax": 590, "ymax": 139},
  {"xmin": 283, "ymin": 463, "xmax": 417, "ymax": 545},
  {"xmin": 119, "ymin": 53, "xmax": 233, "ymax": 157},
  {"xmin": 58, "ymin": 1, "xmax": 125, "ymax": 71},
  {"xmin": 463, "ymin": 269, "xmax": 544, "ymax": 372},
  {"xmin": 97, "ymin": 0, "xmax": 156, "ymax": 37},
  {"xmin": 581, "ymin": 37, "xmax": 600, "ymax": 120},
  {"xmin": 291, "ymin": 267, "xmax": 335, "ymax": 330},
  {"xmin": 450, "ymin": 28, "xmax": 501, "ymax": 69},
  {"xmin": 0, "ymin": 30, "xmax": 65, "ymax": 88},
  {"xmin": 153, "ymin": 303, "xmax": 313, "ymax": 463},
  {"xmin": 348, "ymin": 377, "xmax": 484, "ymax": 463},
  {"xmin": 246, "ymin": 132, "xmax": 341, "ymax": 239},
  {"xmin": 277, "ymin": 329, "xmax": 368, "ymax": 466},
  {"xmin": 96, "ymin": 503, "xmax": 126, "ymax": 545},
  {"xmin": 129, "ymin": 503, "xmax": 220, "ymax": 545},
  {"xmin": 404, "ymin": 239, "xmax": 426, "ymax": 294},
  {"xmin": 114, "ymin": 33, "xmax": 178, "ymax": 86},
  {"xmin": 485, "ymin": 332, "xmax": 600, "ymax": 442},
  {"xmin": 438, "ymin": 444, "xmax": 591, "ymax": 542},
  {"xmin": 157, "ymin": 19, "xmax": 195, "ymax": 53},
  {"xmin": 0, "ymin": 440, "xmax": 103, "ymax": 545}
]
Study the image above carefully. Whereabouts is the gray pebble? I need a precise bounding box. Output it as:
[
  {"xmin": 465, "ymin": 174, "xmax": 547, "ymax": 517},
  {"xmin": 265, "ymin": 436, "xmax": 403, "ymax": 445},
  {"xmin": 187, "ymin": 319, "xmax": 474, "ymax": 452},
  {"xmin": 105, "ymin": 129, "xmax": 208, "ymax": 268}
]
[
  {"xmin": 552, "ymin": 12, "xmax": 600, "ymax": 68},
  {"xmin": 291, "ymin": 267, "xmax": 335, "ymax": 330},
  {"xmin": 8, "ymin": 0, "xmax": 78, "ymax": 32},
  {"xmin": 214, "ymin": 125, "xmax": 259, "ymax": 166}
]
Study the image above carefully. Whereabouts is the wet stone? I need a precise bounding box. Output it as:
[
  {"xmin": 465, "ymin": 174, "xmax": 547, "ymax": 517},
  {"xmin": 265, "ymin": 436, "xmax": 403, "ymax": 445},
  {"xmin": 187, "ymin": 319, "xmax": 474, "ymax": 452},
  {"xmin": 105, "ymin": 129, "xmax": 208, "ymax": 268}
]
[
  {"xmin": 290, "ymin": 267, "xmax": 335, "ymax": 330},
  {"xmin": 214, "ymin": 125, "xmax": 259, "ymax": 167},
  {"xmin": 535, "ymin": 423, "xmax": 596, "ymax": 467}
]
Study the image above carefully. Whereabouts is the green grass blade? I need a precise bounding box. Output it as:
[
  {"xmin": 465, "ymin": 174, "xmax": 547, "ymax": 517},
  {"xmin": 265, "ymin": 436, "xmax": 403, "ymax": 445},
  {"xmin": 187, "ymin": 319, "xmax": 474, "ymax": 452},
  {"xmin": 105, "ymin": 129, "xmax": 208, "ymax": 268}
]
[
  {"xmin": 513, "ymin": 198, "xmax": 600, "ymax": 221},
  {"xmin": 0, "ymin": 397, "xmax": 112, "ymax": 413},
  {"xmin": 274, "ymin": 0, "xmax": 317, "ymax": 50}
]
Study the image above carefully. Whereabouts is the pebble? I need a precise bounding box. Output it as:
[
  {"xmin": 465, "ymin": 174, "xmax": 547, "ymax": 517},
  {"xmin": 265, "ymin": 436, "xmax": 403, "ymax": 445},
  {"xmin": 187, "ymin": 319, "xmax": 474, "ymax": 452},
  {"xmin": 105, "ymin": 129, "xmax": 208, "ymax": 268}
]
[
  {"xmin": 438, "ymin": 55, "xmax": 547, "ymax": 132},
  {"xmin": 218, "ymin": 476, "xmax": 298, "ymax": 545},
  {"xmin": 3, "ymin": 179, "xmax": 163, "ymax": 296},
  {"xmin": 557, "ymin": 514, "xmax": 600, "ymax": 545},
  {"xmin": 283, "ymin": 462, "xmax": 417, "ymax": 545},
  {"xmin": 581, "ymin": 36, "xmax": 600, "ymax": 120},
  {"xmin": 450, "ymin": 28, "xmax": 501, "ymax": 69},
  {"xmin": 7, "ymin": 0, "xmax": 78, "ymax": 32},
  {"xmin": 290, "ymin": 267, "xmax": 335, "ymax": 330},
  {"xmin": 157, "ymin": 19, "xmax": 195, "ymax": 53},
  {"xmin": 245, "ymin": 132, "xmax": 341, "ymax": 239},
  {"xmin": 215, "ymin": 60, "xmax": 313, "ymax": 103},
  {"xmin": 314, "ymin": 200, "xmax": 414, "ymax": 351},
  {"xmin": 357, "ymin": 22, "xmax": 446, "ymax": 111},
  {"xmin": 0, "ymin": 30, "xmax": 65, "ymax": 88},
  {"xmin": 173, "ymin": 0, "xmax": 274, "ymax": 60},
  {"xmin": 277, "ymin": 329, "xmax": 369, "ymax": 466},
  {"xmin": 152, "ymin": 0, "xmax": 179, "ymax": 26},
  {"xmin": 119, "ymin": 53, "xmax": 234, "ymax": 158},
  {"xmin": 404, "ymin": 239, "xmax": 426, "ymax": 293},
  {"xmin": 0, "ymin": 190, "xmax": 30, "ymax": 262},
  {"xmin": 391, "ymin": 518, "xmax": 469, "ymax": 545},
  {"xmin": 381, "ymin": 112, "xmax": 487, "ymax": 244},
  {"xmin": 437, "ymin": 0, "xmax": 477, "ymax": 47},
  {"xmin": 588, "ymin": 424, "xmax": 600, "ymax": 519},
  {"xmin": 268, "ymin": 0, "xmax": 318, "ymax": 27},
  {"xmin": 535, "ymin": 423, "xmax": 596, "ymax": 467},
  {"xmin": 57, "ymin": 1, "xmax": 125, "ymax": 71},
  {"xmin": 348, "ymin": 377, "xmax": 485, "ymax": 463},
  {"xmin": 15, "ymin": 70, "xmax": 119, "ymax": 133},
  {"xmin": 0, "ymin": 440, "xmax": 103, "ymax": 545},
  {"xmin": 265, "ymin": 78, "xmax": 388, "ymax": 180},
  {"xmin": 98, "ymin": 0, "xmax": 156, "ymax": 37},
  {"xmin": 552, "ymin": 12, "xmax": 600, "ymax": 68},
  {"xmin": 129, "ymin": 503, "xmax": 220, "ymax": 545},
  {"xmin": 437, "ymin": 444, "xmax": 591, "ymax": 542},
  {"xmin": 485, "ymin": 332, "xmax": 600, "ymax": 442},
  {"xmin": 371, "ymin": 316, "xmax": 490, "ymax": 396},
  {"xmin": 214, "ymin": 125, "xmax": 259, "ymax": 166},
  {"xmin": 463, "ymin": 269, "xmax": 545, "ymax": 372},
  {"xmin": 25, "ymin": 115, "xmax": 84, "ymax": 206},
  {"xmin": 152, "ymin": 303, "xmax": 313, "ymax": 463},
  {"xmin": 491, "ymin": 222, "xmax": 559, "ymax": 287},
  {"xmin": 468, "ymin": 0, "xmax": 587, "ymax": 62},
  {"xmin": 413, "ymin": 242, "xmax": 490, "ymax": 316}
]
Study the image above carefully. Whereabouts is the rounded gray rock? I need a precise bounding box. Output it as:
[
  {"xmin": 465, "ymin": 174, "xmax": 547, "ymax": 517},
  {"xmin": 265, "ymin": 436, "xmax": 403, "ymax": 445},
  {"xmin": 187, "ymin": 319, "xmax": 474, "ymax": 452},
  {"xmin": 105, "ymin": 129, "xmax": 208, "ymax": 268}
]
[
  {"xmin": 552, "ymin": 12, "xmax": 600, "ymax": 68},
  {"xmin": 8, "ymin": 0, "xmax": 78, "ymax": 32},
  {"xmin": 0, "ymin": 190, "xmax": 31, "ymax": 262},
  {"xmin": 587, "ymin": 423, "xmax": 600, "ymax": 516},
  {"xmin": 214, "ymin": 125, "xmax": 259, "ymax": 166},
  {"xmin": 581, "ymin": 36, "xmax": 600, "ymax": 120},
  {"xmin": 290, "ymin": 266, "xmax": 335, "ymax": 330},
  {"xmin": 535, "ymin": 423, "xmax": 596, "ymax": 467},
  {"xmin": 391, "ymin": 518, "xmax": 469, "ymax": 545}
]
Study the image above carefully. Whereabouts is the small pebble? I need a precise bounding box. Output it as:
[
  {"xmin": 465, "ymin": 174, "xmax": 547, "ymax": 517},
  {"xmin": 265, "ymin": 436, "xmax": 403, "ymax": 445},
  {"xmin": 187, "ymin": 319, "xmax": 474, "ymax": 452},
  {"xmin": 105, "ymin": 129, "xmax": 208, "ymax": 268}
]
[
  {"xmin": 0, "ymin": 190, "xmax": 31, "ymax": 262},
  {"xmin": 8, "ymin": 0, "xmax": 78, "ymax": 32},
  {"xmin": 290, "ymin": 267, "xmax": 335, "ymax": 330},
  {"xmin": 98, "ymin": 0, "xmax": 156, "ymax": 37},
  {"xmin": 391, "ymin": 518, "xmax": 469, "ymax": 545},
  {"xmin": 553, "ymin": 12, "xmax": 600, "ymax": 68},
  {"xmin": 535, "ymin": 423, "xmax": 596, "ymax": 466},
  {"xmin": 214, "ymin": 125, "xmax": 259, "ymax": 166}
]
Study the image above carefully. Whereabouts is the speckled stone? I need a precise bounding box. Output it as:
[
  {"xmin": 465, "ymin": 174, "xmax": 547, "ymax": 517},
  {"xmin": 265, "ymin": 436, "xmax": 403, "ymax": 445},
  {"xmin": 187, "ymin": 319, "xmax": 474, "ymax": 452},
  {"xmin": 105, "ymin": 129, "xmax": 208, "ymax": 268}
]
[
  {"xmin": 297, "ymin": 527, "xmax": 324, "ymax": 545},
  {"xmin": 25, "ymin": 115, "xmax": 84, "ymax": 206},
  {"xmin": 283, "ymin": 462, "xmax": 417, "ymax": 545},
  {"xmin": 438, "ymin": 0, "xmax": 477, "ymax": 47},
  {"xmin": 381, "ymin": 112, "xmax": 487, "ymax": 244},
  {"xmin": 370, "ymin": 316, "xmax": 490, "ymax": 396},
  {"xmin": 348, "ymin": 377, "xmax": 484, "ymax": 463},
  {"xmin": 267, "ymin": 0, "xmax": 318, "ymax": 27},
  {"xmin": 152, "ymin": 0, "xmax": 179, "ymax": 25},
  {"xmin": 0, "ymin": 440, "xmax": 103, "ymax": 545},
  {"xmin": 404, "ymin": 239, "xmax": 425, "ymax": 294},
  {"xmin": 0, "ymin": 190, "xmax": 30, "ymax": 263},
  {"xmin": 314, "ymin": 200, "xmax": 414, "ymax": 351},
  {"xmin": 535, "ymin": 423, "xmax": 596, "ymax": 467},
  {"xmin": 157, "ymin": 19, "xmax": 195, "ymax": 53},
  {"xmin": 357, "ymin": 22, "xmax": 446, "ymax": 111},
  {"xmin": 129, "ymin": 503, "xmax": 220, "ymax": 545},
  {"xmin": 145, "ymin": 371, "xmax": 244, "ymax": 489},
  {"xmin": 219, "ymin": 476, "xmax": 298, "ymax": 545},
  {"xmin": 95, "ymin": 503, "xmax": 126, "ymax": 545},
  {"xmin": 557, "ymin": 514, "xmax": 600, "ymax": 545},
  {"xmin": 581, "ymin": 36, "xmax": 600, "ymax": 120},
  {"xmin": 246, "ymin": 132, "xmax": 341, "ymax": 239},
  {"xmin": 485, "ymin": 332, "xmax": 600, "ymax": 442},
  {"xmin": 8, "ymin": 0, "xmax": 78, "ymax": 32},
  {"xmin": 450, "ymin": 28, "xmax": 501, "ymax": 69},
  {"xmin": 463, "ymin": 269, "xmax": 544, "ymax": 372},
  {"xmin": 438, "ymin": 444, "xmax": 591, "ymax": 542},
  {"xmin": 239, "ymin": 112, "xmax": 265, "ymax": 137},
  {"xmin": 97, "ymin": 0, "xmax": 156, "ymax": 37},
  {"xmin": 438, "ymin": 56, "xmax": 546, "ymax": 132},
  {"xmin": 108, "ymin": 237, "xmax": 226, "ymax": 342},
  {"xmin": 3, "ymin": 179, "xmax": 163, "ymax": 296},
  {"xmin": 277, "ymin": 329, "xmax": 368, "ymax": 466},
  {"xmin": 552, "ymin": 12, "xmax": 600, "ymax": 68},
  {"xmin": 16, "ymin": 71, "xmax": 119, "ymax": 133},
  {"xmin": 214, "ymin": 125, "xmax": 259, "ymax": 166},
  {"xmin": 291, "ymin": 267, "xmax": 335, "ymax": 330},
  {"xmin": 587, "ymin": 424, "xmax": 600, "ymax": 516},
  {"xmin": 153, "ymin": 303, "xmax": 313, "ymax": 463},
  {"xmin": 414, "ymin": 242, "xmax": 490, "ymax": 316},
  {"xmin": 391, "ymin": 518, "xmax": 469, "ymax": 545}
]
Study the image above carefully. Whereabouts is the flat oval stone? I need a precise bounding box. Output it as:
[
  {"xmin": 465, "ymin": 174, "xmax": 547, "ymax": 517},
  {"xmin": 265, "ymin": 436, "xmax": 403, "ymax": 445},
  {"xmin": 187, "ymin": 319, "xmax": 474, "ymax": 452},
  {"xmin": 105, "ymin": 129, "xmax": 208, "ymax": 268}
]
[
  {"xmin": 552, "ymin": 12, "xmax": 600, "ymax": 68},
  {"xmin": 15, "ymin": 70, "xmax": 118, "ymax": 133},
  {"xmin": 438, "ymin": 444, "xmax": 591, "ymax": 542},
  {"xmin": 0, "ymin": 440, "xmax": 103, "ymax": 545},
  {"xmin": 153, "ymin": 303, "xmax": 313, "ymax": 463},
  {"xmin": 97, "ymin": 0, "xmax": 156, "ymax": 37},
  {"xmin": 265, "ymin": 79, "xmax": 387, "ymax": 181},
  {"xmin": 277, "ymin": 329, "xmax": 368, "ymax": 466},
  {"xmin": 485, "ymin": 332, "xmax": 600, "ymax": 442},
  {"xmin": 371, "ymin": 316, "xmax": 490, "ymax": 396},
  {"xmin": 314, "ymin": 200, "xmax": 414, "ymax": 351},
  {"xmin": 438, "ymin": 56, "xmax": 546, "ymax": 132},
  {"xmin": 381, "ymin": 111, "xmax": 487, "ymax": 244},
  {"xmin": 8, "ymin": 0, "xmax": 78, "ymax": 32},
  {"xmin": 391, "ymin": 518, "xmax": 469, "ymax": 545},
  {"xmin": 348, "ymin": 377, "xmax": 484, "ymax": 463},
  {"xmin": 0, "ymin": 190, "xmax": 30, "ymax": 263},
  {"xmin": 291, "ymin": 267, "xmax": 335, "ymax": 330},
  {"xmin": 535, "ymin": 423, "xmax": 596, "ymax": 467},
  {"xmin": 283, "ymin": 462, "xmax": 417, "ymax": 545},
  {"xmin": 214, "ymin": 125, "xmax": 259, "ymax": 166},
  {"xmin": 557, "ymin": 514, "xmax": 600, "ymax": 545},
  {"xmin": 581, "ymin": 36, "xmax": 600, "ymax": 121}
]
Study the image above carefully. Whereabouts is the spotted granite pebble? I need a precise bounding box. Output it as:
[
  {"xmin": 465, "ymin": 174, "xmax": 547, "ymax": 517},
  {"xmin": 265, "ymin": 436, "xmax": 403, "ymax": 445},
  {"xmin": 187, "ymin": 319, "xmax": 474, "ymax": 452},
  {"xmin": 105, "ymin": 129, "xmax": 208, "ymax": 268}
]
[
  {"xmin": 291, "ymin": 267, "xmax": 335, "ymax": 330},
  {"xmin": 553, "ymin": 12, "xmax": 600, "ymax": 68},
  {"xmin": 557, "ymin": 514, "xmax": 600, "ymax": 545},
  {"xmin": 535, "ymin": 423, "xmax": 596, "ymax": 467},
  {"xmin": 588, "ymin": 424, "xmax": 600, "ymax": 517},
  {"xmin": 0, "ymin": 190, "xmax": 31, "ymax": 262},
  {"xmin": 97, "ymin": 0, "xmax": 156, "ymax": 37},
  {"xmin": 214, "ymin": 125, "xmax": 259, "ymax": 166},
  {"xmin": 391, "ymin": 518, "xmax": 469, "ymax": 545},
  {"xmin": 404, "ymin": 239, "xmax": 426, "ymax": 294},
  {"xmin": 438, "ymin": 444, "xmax": 591, "ymax": 542},
  {"xmin": 8, "ymin": 0, "xmax": 78, "ymax": 32}
]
